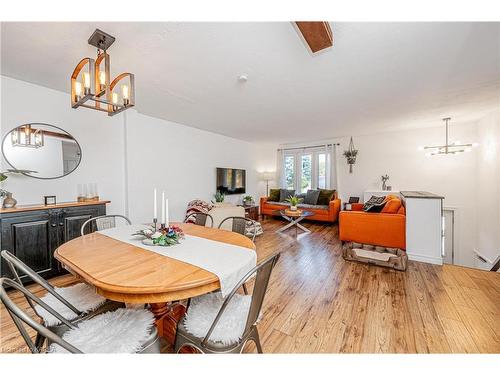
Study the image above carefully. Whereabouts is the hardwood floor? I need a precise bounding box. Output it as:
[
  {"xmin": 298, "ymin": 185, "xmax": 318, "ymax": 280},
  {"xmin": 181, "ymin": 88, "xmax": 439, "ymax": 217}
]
[{"xmin": 1, "ymin": 218, "xmax": 499, "ymax": 353}]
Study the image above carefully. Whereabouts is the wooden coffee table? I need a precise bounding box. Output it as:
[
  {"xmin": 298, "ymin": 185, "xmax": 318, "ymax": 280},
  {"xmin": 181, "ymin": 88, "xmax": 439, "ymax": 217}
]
[{"xmin": 274, "ymin": 209, "xmax": 314, "ymax": 237}]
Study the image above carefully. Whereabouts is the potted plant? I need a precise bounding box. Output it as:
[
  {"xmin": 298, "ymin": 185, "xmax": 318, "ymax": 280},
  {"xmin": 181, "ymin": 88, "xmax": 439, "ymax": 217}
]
[
  {"xmin": 242, "ymin": 195, "xmax": 253, "ymax": 206},
  {"xmin": 285, "ymin": 195, "xmax": 302, "ymax": 211},
  {"xmin": 214, "ymin": 190, "xmax": 225, "ymax": 203},
  {"xmin": 343, "ymin": 137, "xmax": 358, "ymax": 174}
]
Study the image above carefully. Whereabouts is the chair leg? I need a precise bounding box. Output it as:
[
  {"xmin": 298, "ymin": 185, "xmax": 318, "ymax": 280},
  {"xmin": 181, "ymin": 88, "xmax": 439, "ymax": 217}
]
[
  {"xmin": 34, "ymin": 333, "xmax": 45, "ymax": 351},
  {"xmin": 253, "ymin": 328, "xmax": 263, "ymax": 353}
]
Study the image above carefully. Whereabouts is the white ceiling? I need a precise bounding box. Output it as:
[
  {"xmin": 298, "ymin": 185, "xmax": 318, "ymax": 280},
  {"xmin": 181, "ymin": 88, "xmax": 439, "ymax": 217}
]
[{"xmin": 1, "ymin": 22, "xmax": 499, "ymax": 143}]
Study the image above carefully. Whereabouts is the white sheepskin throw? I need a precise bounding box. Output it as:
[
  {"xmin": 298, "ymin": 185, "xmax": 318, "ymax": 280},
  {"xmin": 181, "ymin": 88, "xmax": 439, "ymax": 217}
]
[
  {"xmin": 35, "ymin": 283, "xmax": 106, "ymax": 327},
  {"xmin": 49, "ymin": 308, "xmax": 155, "ymax": 353},
  {"xmin": 184, "ymin": 292, "xmax": 251, "ymax": 346}
]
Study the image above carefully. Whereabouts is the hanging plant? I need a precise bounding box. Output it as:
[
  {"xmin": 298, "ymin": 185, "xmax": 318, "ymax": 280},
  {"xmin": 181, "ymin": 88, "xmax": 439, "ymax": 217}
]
[{"xmin": 343, "ymin": 137, "xmax": 358, "ymax": 173}]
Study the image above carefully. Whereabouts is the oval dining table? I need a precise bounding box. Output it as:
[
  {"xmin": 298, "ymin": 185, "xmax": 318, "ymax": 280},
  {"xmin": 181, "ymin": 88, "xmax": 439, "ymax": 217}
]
[{"xmin": 54, "ymin": 222, "xmax": 258, "ymax": 348}]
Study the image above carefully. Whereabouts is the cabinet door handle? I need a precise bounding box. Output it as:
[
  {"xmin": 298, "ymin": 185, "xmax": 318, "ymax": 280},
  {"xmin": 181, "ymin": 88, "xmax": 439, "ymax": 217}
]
[{"xmin": 51, "ymin": 223, "xmax": 57, "ymax": 227}]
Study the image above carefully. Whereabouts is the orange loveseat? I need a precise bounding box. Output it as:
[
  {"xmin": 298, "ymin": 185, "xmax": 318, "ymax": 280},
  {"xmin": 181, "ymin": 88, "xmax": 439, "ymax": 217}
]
[
  {"xmin": 260, "ymin": 193, "xmax": 341, "ymax": 223},
  {"xmin": 339, "ymin": 197, "xmax": 406, "ymax": 249}
]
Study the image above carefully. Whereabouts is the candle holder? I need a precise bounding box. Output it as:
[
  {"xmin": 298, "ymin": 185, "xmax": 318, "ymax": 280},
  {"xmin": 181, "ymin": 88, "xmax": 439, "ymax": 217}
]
[{"xmin": 152, "ymin": 218, "xmax": 158, "ymax": 232}]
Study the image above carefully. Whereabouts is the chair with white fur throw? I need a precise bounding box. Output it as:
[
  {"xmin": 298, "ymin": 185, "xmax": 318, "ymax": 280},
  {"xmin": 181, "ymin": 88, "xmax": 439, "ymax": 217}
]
[
  {"xmin": 0, "ymin": 250, "xmax": 123, "ymax": 351},
  {"xmin": 0, "ymin": 278, "xmax": 160, "ymax": 353},
  {"xmin": 175, "ymin": 253, "xmax": 280, "ymax": 354}
]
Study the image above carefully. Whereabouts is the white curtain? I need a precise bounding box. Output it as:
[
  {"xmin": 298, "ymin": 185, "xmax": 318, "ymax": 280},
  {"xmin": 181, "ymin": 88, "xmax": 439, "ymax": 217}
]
[
  {"xmin": 325, "ymin": 144, "xmax": 339, "ymax": 191},
  {"xmin": 275, "ymin": 149, "xmax": 285, "ymax": 188}
]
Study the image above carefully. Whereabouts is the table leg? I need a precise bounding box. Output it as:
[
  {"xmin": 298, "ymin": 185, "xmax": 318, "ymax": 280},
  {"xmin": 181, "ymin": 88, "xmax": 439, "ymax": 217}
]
[
  {"xmin": 276, "ymin": 215, "xmax": 295, "ymax": 233},
  {"xmin": 294, "ymin": 217, "xmax": 311, "ymax": 233},
  {"xmin": 276, "ymin": 215, "xmax": 311, "ymax": 235},
  {"xmin": 150, "ymin": 302, "xmax": 186, "ymax": 347}
]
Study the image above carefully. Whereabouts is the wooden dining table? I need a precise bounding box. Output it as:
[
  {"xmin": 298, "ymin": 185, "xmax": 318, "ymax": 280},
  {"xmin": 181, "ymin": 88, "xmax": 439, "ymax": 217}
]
[{"xmin": 54, "ymin": 222, "xmax": 258, "ymax": 347}]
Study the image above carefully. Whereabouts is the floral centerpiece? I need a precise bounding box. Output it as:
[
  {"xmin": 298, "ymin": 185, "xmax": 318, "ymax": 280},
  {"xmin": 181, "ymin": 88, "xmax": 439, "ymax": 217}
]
[{"xmin": 133, "ymin": 225, "xmax": 184, "ymax": 246}]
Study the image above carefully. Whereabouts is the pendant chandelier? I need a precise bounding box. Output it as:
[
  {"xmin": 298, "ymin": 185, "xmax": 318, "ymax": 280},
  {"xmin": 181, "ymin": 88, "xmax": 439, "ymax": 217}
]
[
  {"xmin": 419, "ymin": 117, "xmax": 478, "ymax": 156},
  {"xmin": 71, "ymin": 29, "xmax": 135, "ymax": 116},
  {"xmin": 11, "ymin": 125, "xmax": 44, "ymax": 148}
]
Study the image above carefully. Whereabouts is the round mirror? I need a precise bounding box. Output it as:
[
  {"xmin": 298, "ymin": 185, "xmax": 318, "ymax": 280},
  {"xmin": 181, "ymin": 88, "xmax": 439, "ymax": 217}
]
[{"xmin": 2, "ymin": 123, "xmax": 82, "ymax": 179}]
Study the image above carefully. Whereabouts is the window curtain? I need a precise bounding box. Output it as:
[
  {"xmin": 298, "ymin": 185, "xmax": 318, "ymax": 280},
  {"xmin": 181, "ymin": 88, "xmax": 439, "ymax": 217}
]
[
  {"xmin": 325, "ymin": 144, "xmax": 339, "ymax": 191},
  {"xmin": 276, "ymin": 149, "xmax": 285, "ymax": 188}
]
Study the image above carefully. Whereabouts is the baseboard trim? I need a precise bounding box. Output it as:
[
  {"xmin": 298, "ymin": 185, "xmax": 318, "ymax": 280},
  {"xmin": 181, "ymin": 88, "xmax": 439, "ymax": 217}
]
[{"xmin": 407, "ymin": 253, "xmax": 443, "ymax": 265}]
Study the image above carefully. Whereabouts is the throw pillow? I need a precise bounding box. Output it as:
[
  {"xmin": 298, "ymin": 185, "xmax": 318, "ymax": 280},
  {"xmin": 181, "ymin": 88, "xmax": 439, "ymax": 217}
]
[
  {"xmin": 279, "ymin": 189, "xmax": 296, "ymax": 202},
  {"xmin": 317, "ymin": 189, "xmax": 336, "ymax": 205},
  {"xmin": 268, "ymin": 188, "xmax": 280, "ymax": 202},
  {"xmin": 381, "ymin": 198, "xmax": 401, "ymax": 214},
  {"xmin": 304, "ymin": 189, "xmax": 320, "ymax": 205},
  {"xmin": 362, "ymin": 195, "xmax": 386, "ymax": 212}
]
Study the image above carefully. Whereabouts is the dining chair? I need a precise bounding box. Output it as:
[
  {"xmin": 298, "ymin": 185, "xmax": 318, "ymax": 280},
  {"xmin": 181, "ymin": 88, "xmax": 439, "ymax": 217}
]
[
  {"xmin": 0, "ymin": 250, "xmax": 122, "ymax": 350},
  {"xmin": 184, "ymin": 212, "xmax": 214, "ymax": 228},
  {"xmin": 80, "ymin": 214, "xmax": 132, "ymax": 236},
  {"xmin": 218, "ymin": 216, "xmax": 257, "ymax": 242},
  {"xmin": 0, "ymin": 278, "xmax": 160, "ymax": 353},
  {"xmin": 174, "ymin": 253, "xmax": 280, "ymax": 354}
]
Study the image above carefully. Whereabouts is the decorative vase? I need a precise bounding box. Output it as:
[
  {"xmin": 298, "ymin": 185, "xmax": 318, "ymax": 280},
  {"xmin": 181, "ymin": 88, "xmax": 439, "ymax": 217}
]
[
  {"xmin": 2, "ymin": 192, "xmax": 17, "ymax": 208},
  {"xmin": 290, "ymin": 205, "xmax": 297, "ymax": 211}
]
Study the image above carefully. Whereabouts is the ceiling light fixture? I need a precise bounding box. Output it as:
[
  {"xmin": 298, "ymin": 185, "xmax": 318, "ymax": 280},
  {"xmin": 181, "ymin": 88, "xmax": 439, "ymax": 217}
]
[
  {"xmin": 71, "ymin": 29, "xmax": 135, "ymax": 116},
  {"xmin": 419, "ymin": 117, "xmax": 478, "ymax": 156},
  {"xmin": 11, "ymin": 124, "xmax": 44, "ymax": 148}
]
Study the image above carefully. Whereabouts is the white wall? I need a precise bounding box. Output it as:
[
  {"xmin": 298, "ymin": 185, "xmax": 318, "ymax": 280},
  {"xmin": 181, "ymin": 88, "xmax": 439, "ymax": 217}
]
[
  {"xmin": 278, "ymin": 117, "xmax": 500, "ymax": 268},
  {"xmin": 1, "ymin": 76, "xmax": 268, "ymax": 223},
  {"xmin": 1, "ymin": 76, "xmax": 126, "ymax": 215},
  {"xmin": 124, "ymin": 110, "xmax": 263, "ymax": 223},
  {"xmin": 336, "ymin": 124, "xmax": 480, "ymax": 267},
  {"xmin": 475, "ymin": 111, "xmax": 500, "ymax": 266}
]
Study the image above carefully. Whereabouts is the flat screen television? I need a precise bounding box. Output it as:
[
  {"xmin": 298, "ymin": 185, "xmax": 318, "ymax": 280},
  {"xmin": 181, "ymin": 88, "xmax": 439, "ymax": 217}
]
[{"xmin": 216, "ymin": 167, "xmax": 246, "ymax": 195}]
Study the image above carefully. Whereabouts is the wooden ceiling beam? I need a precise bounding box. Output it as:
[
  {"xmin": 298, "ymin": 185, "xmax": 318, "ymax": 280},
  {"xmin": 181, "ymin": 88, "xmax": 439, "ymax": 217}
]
[{"xmin": 295, "ymin": 22, "xmax": 333, "ymax": 53}]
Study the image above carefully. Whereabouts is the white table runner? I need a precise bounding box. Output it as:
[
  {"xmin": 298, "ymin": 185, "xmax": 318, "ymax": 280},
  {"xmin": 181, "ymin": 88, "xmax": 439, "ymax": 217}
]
[{"xmin": 98, "ymin": 225, "xmax": 256, "ymax": 297}]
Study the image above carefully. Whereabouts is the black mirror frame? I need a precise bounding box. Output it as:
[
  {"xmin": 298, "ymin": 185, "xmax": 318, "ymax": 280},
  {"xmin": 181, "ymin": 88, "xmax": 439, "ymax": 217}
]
[{"xmin": 1, "ymin": 123, "xmax": 83, "ymax": 180}]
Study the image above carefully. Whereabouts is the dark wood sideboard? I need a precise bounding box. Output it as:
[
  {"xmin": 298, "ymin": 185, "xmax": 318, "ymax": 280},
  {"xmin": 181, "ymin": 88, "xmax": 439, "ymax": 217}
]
[{"xmin": 0, "ymin": 201, "xmax": 110, "ymax": 282}]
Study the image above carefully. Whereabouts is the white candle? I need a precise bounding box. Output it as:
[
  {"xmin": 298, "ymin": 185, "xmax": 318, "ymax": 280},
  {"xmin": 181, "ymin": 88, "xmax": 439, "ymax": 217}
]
[
  {"xmin": 161, "ymin": 191, "xmax": 165, "ymax": 225},
  {"xmin": 165, "ymin": 199, "xmax": 169, "ymax": 227},
  {"xmin": 153, "ymin": 188, "xmax": 157, "ymax": 220}
]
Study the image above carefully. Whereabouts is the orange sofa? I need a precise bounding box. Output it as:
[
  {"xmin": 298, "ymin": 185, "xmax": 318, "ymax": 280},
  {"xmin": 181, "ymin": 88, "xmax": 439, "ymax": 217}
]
[
  {"xmin": 339, "ymin": 198, "xmax": 406, "ymax": 249},
  {"xmin": 260, "ymin": 193, "xmax": 341, "ymax": 223}
]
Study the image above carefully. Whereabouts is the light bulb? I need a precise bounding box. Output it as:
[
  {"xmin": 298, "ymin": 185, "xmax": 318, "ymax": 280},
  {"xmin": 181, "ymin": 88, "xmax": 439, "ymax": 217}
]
[
  {"xmin": 99, "ymin": 71, "xmax": 106, "ymax": 85},
  {"xmin": 83, "ymin": 72, "xmax": 91, "ymax": 88},
  {"xmin": 112, "ymin": 92, "xmax": 118, "ymax": 104},
  {"xmin": 121, "ymin": 85, "xmax": 129, "ymax": 99},
  {"xmin": 74, "ymin": 81, "xmax": 82, "ymax": 96}
]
